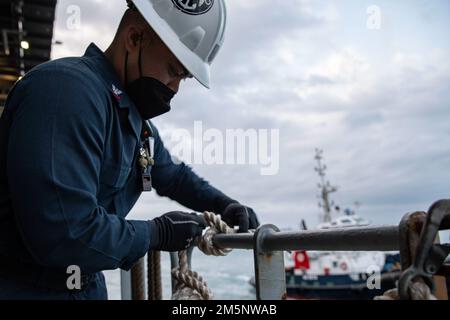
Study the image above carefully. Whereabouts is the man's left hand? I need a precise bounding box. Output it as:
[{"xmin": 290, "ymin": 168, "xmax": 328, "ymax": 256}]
[{"xmin": 220, "ymin": 203, "xmax": 260, "ymax": 233}]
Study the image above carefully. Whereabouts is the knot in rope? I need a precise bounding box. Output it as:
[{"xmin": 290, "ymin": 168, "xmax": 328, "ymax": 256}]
[
  {"xmin": 171, "ymin": 211, "xmax": 236, "ymax": 300},
  {"xmin": 197, "ymin": 211, "xmax": 235, "ymax": 256}
]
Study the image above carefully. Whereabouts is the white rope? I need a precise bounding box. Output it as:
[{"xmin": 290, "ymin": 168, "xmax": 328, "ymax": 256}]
[
  {"xmin": 197, "ymin": 211, "xmax": 235, "ymax": 256},
  {"xmin": 171, "ymin": 212, "xmax": 236, "ymax": 300}
]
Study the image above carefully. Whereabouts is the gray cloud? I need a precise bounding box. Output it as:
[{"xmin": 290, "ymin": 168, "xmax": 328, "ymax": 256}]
[{"xmin": 51, "ymin": 0, "xmax": 450, "ymax": 230}]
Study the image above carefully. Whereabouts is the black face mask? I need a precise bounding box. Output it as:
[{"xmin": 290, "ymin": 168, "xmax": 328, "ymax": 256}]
[{"xmin": 124, "ymin": 39, "xmax": 176, "ymax": 120}]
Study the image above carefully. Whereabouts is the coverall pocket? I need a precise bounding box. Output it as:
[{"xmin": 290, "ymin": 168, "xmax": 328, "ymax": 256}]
[{"xmin": 99, "ymin": 160, "xmax": 132, "ymax": 190}]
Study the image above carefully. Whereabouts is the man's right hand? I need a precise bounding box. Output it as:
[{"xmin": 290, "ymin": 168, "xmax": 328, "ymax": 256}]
[{"xmin": 148, "ymin": 212, "xmax": 207, "ymax": 252}]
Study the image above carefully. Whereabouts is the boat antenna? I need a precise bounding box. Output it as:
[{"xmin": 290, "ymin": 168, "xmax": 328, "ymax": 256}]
[{"xmin": 314, "ymin": 149, "xmax": 338, "ymax": 223}]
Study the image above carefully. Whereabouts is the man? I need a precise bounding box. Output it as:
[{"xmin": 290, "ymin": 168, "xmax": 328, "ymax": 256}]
[{"xmin": 0, "ymin": 0, "xmax": 259, "ymax": 300}]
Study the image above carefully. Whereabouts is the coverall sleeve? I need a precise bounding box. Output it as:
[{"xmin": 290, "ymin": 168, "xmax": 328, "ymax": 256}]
[
  {"xmin": 150, "ymin": 123, "xmax": 236, "ymax": 214},
  {"xmin": 6, "ymin": 65, "xmax": 149, "ymax": 273}
]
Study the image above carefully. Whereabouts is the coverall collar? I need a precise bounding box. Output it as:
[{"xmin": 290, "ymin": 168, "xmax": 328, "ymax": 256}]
[{"xmin": 82, "ymin": 43, "xmax": 142, "ymax": 141}]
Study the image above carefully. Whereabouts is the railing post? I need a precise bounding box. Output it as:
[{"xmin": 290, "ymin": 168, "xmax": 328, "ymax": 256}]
[
  {"xmin": 148, "ymin": 251, "xmax": 162, "ymax": 300},
  {"xmin": 120, "ymin": 270, "xmax": 132, "ymax": 300},
  {"xmin": 131, "ymin": 258, "xmax": 146, "ymax": 300},
  {"xmin": 122, "ymin": 258, "xmax": 146, "ymax": 300},
  {"xmin": 253, "ymin": 225, "xmax": 287, "ymax": 300}
]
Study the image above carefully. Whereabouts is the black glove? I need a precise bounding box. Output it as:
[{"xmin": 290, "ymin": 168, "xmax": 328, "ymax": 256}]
[
  {"xmin": 148, "ymin": 212, "xmax": 206, "ymax": 252},
  {"xmin": 220, "ymin": 203, "xmax": 260, "ymax": 233}
]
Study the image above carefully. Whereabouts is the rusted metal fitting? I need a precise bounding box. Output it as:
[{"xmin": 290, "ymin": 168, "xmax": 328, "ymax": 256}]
[{"xmin": 399, "ymin": 200, "xmax": 450, "ymax": 300}]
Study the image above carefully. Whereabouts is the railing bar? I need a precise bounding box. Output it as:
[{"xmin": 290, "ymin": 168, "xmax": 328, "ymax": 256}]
[
  {"xmin": 265, "ymin": 226, "xmax": 399, "ymax": 251},
  {"xmin": 213, "ymin": 225, "xmax": 399, "ymax": 252},
  {"xmin": 213, "ymin": 233, "xmax": 254, "ymax": 250}
]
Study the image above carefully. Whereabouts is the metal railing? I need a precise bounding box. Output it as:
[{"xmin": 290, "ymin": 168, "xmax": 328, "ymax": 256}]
[
  {"xmin": 121, "ymin": 200, "xmax": 450, "ymax": 300},
  {"xmin": 120, "ymin": 224, "xmax": 400, "ymax": 300},
  {"xmin": 213, "ymin": 225, "xmax": 399, "ymax": 251}
]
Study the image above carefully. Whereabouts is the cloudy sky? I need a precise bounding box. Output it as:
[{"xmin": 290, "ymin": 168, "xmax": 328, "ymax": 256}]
[{"xmin": 52, "ymin": 0, "xmax": 450, "ymax": 229}]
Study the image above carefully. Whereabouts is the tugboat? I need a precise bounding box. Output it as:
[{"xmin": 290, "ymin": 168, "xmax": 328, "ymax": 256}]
[
  {"xmin": 250, "ymin": 149, "xmax": 401, "ymax": 299},
  {"xmin": 284, "ymin": 149, "xmax": 401, "ymax": 299}
]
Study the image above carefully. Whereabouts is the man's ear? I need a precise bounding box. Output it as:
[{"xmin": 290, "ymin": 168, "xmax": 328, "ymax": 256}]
[{"xmin": 124, "ymin": 26, "xmax": 142, "ymax": 54}]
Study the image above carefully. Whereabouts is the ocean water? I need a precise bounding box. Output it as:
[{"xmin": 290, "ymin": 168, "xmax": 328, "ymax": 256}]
[{"xmin": 104, "ymin": 249, "xmax": 256, "ymax": 300}]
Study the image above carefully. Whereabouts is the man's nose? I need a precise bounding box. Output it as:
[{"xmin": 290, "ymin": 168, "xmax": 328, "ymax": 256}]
[{"xmin": 168, "ymin": 78, "xmax": 182, "ymax": 93}]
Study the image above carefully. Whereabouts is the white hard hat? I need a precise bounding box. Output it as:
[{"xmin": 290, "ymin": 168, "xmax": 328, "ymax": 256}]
[{"xmin": 129, "ymin": 0, "xmax": 227, "ymax": 88}]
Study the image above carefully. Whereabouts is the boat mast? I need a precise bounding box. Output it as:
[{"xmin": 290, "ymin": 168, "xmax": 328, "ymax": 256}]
[{"xmin": 314, "ymin": 149, "xmax": 338, "ymax": 223}]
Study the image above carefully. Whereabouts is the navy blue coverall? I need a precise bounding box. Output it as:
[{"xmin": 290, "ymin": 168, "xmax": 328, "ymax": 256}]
[{"xmin": 0, "ymin": 44, "xmax": 234, "ymax": 299}]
